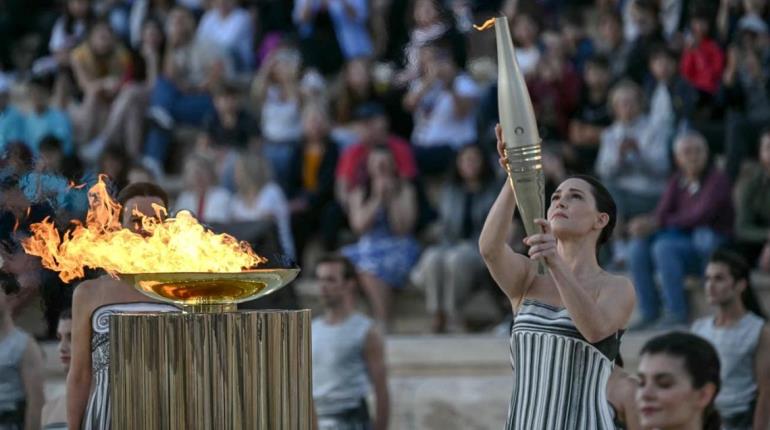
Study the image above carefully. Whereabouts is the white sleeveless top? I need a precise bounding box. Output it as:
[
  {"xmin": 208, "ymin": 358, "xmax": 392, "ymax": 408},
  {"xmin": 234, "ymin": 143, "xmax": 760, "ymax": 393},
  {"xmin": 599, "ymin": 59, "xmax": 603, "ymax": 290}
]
[{"xmin": 692, "ymin": 313, "xmax": 765, "ymax": 417}]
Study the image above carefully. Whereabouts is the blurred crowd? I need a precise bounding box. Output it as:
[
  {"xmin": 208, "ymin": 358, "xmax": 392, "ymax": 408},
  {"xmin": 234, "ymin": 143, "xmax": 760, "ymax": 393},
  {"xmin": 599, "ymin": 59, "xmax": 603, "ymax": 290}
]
[{"xmin": 1, "ymin": 0, "xmax": 770, "ymax": 338}]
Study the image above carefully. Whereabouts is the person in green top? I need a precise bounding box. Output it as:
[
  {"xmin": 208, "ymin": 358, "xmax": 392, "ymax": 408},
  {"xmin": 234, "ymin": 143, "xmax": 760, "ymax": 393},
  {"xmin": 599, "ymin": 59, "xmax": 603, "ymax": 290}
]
[{"xmin": 735, "ymin": 128, "xmax": 770, "ymax": 272}]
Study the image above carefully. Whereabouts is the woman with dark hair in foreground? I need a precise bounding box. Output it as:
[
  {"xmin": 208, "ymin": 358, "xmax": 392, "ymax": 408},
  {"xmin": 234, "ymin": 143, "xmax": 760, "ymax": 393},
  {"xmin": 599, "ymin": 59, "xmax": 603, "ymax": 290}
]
[
  {"xmin": 637, "ymin": 332, "xmax": 721, "ymax": 430},
  {"xmin": 480, "ymin": 125, "xmax": 636, "ymax": 429}
]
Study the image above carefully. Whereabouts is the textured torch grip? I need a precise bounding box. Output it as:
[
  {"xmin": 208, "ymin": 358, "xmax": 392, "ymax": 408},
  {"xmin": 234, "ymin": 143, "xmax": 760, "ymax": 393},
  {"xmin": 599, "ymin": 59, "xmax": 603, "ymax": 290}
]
[{"xmin": 504, "ymin": 143, "xmax": 547, "ymax": 275}]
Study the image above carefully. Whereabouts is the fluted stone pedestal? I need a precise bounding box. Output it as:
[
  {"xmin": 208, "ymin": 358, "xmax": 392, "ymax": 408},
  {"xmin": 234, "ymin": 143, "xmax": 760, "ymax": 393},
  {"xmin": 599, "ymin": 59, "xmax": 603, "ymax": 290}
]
[{"xmin": 109, "ymin": 310, "xmax": 312, "ymax": 429}]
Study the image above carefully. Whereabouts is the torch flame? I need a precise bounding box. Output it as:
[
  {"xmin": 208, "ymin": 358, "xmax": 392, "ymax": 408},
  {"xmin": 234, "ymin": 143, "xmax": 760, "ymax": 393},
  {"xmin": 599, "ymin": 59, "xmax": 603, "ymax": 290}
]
[
  {"xmin": 473, "ymin": 17, "xmax": 496, "ymax": 31},
  {"xmin": 21, "ymin": 176, "xmax": 266, "ymax": 282}
]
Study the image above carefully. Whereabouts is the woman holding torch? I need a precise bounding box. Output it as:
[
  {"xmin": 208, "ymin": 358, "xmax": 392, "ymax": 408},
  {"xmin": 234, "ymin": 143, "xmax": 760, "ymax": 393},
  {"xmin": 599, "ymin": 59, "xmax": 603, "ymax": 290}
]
[
  {"xmin": 479, "ymin": 124, "xmax": 636, "ymax": 428},
  {"xmin": 475, "ymin": 14, "xmax": 636, "ymax": 428}
]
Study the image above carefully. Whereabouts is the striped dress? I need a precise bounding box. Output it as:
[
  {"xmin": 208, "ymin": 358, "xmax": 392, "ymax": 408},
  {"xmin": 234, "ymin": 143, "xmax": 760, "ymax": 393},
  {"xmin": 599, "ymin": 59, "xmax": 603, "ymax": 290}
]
[
  {"xmin": 82, "ymin": 302, "xmax": 178, "ymax": 430},
  {"xmin": 506, "ymin": 299, "xmax": 621, "ymax": 429}
]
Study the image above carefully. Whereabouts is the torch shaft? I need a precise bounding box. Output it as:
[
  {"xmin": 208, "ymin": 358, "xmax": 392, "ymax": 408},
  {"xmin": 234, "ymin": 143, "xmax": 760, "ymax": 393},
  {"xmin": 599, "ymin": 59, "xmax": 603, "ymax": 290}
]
[{"xmin": 505, "ymin": 144, "xmax": 547, "ymax": 274}]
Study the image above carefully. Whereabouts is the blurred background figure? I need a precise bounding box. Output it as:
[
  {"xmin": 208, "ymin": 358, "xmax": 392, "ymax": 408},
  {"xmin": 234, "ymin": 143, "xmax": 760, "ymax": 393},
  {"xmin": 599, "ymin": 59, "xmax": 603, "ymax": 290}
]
[
  {"xmin": 41, "ymin": 309, "xmax": 71, "ymax": 430},
  {"xmin": 342, "ymin": 144, "xmax": 420, "ymax": 330},
  {"xmin": 409, "ymin": 144, "xmax": 497, "ymax": 333},
  {"xmin": 0, "ymin": 271, "xmax": 44, "ymax": 430},
  {"xmin": 174, "ymin": 154, "xmax": 231, "ymax": 224},
  {"xmin": 229, "ymin": 151, "xmax": 295, "ymax": 260},
  {"xmin": 691, "ymin": 249, "xmax": 770, "ymax": 430},
  {"xmin": 628, "ymin": 132, "xmax": 733, "ymax": 329},
  {"xmin": 311, "ymin": 254, "xmax": 389, "ymax": 430}
]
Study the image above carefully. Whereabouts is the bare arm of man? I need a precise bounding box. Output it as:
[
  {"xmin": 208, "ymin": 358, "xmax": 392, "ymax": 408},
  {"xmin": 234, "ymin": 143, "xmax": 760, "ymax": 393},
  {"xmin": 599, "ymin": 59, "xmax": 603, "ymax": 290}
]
[
  {"xmin": 753, "ymin": 324, "xmax": 770, "ymax": 430},
  {"xmin": 21, "ymin": 338, "xmax": 44, "ymax": 430},
  {"xmin": 67, "ymin": 281, "xmax": 98, "ymax": 430},
  {"xmin": 364, "ymin": 326, "xmax": 389, "ymax": 430}
]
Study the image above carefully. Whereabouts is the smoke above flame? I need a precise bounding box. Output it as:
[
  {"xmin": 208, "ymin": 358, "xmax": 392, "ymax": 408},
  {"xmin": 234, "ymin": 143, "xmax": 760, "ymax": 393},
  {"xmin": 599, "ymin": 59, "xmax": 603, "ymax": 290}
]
[{"xmin": 21, "ymin": 177, "xmax": 266, "ymax": 282}]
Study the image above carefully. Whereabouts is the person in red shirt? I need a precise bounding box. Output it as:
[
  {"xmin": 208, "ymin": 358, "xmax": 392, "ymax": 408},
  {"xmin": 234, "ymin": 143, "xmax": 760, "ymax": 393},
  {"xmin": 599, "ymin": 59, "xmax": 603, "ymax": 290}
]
[
  {"xmin": 335, "ymin": 102, "xmax": 418, "ymax": 207},
  {"xmin": 680, "ymin": 10, "xmax": 725, "ymax": 96}
]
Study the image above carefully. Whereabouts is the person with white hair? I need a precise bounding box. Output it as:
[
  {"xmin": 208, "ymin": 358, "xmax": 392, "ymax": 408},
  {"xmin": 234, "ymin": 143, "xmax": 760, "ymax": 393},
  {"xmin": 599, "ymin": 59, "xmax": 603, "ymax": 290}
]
[{"xmin": 627, "ymin": 132, "xmax": 734, "ymax": 329}]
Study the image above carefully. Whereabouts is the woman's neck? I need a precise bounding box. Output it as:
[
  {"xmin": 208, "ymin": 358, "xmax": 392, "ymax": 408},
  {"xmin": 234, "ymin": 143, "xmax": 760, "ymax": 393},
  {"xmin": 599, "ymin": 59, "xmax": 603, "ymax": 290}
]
[{"xmin": 557, "ymin": 236, "xmax": 602, "ymax": 278}]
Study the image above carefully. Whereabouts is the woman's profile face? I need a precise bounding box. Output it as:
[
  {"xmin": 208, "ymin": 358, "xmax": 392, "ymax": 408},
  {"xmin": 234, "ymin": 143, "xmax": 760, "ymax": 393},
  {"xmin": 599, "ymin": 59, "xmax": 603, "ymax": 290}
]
[
  {"xmin": 637, "ymin": 353, "xmax": 713, "ymax": 429},
  {"xmin": 547, "ymin": 178, "xmax": 604, "ymax": 241}
]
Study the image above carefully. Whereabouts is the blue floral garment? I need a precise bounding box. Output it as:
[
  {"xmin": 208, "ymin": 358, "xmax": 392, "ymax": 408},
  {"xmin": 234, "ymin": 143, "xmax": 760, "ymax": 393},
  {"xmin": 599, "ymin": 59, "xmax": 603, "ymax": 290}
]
[{"xmin": 342, "ymin": 210, "xmax": 420, "ymax": 288}]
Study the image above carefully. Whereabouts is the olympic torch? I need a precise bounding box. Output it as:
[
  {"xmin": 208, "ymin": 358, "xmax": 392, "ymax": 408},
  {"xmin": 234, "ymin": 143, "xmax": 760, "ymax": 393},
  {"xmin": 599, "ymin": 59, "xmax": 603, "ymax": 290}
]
[{"xmin": 477, "ymin": 17, "xmax": 546, "ymax": 274}]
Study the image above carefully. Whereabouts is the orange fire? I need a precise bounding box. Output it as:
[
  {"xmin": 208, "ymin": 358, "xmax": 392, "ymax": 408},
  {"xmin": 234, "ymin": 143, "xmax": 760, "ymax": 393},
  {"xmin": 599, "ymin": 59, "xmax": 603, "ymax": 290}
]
[
  {"xmin": 21, "ymin": 176, "xmax": 266, "ymax": 282},
  {"xmin": 473, "ymin": 17, "xmax": 496, "ymax": 31}
]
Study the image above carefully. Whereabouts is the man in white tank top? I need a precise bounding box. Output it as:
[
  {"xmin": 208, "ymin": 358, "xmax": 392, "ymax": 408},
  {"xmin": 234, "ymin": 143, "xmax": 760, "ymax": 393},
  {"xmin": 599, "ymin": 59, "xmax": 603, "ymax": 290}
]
[
  {"xmin": 690, "ymin": 249, "xmax": 770, "ymax": 430},
  {"xmin": 311, "ymin": 254, "xmax": 389, "ymax": 430}
]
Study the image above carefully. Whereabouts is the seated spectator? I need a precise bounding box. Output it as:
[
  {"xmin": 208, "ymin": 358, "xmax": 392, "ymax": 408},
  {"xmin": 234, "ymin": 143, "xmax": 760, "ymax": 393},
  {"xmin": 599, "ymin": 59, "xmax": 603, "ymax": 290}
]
[
  {"xmin": 593, "ymin": 10, "xmax": 630, "ymax": 81},
  {"xmin": 394, "ymin": 0, "xmax": 466, "ymax": 86},
  {"xmin": 335, "ymin": 102, "xmax": 417, "ymax": 204},
  {"xmin": 403, "ymin": 43, "xmax": 480, "ymax": 176},
  {"xmin": 680, "ymin": 9, "xmax": 725, "ymax": 98},
  {"xmin": 0, "ymin": 271, "xmax": 44, "ymax": 430},
  {"xmin": 645, "ymin": 46, "xmax": 696, "ymax": 134},
  {"xmin": 143, "ymin": 6, "xmax": 233, "ymax": 173},
  {"xmin": 175, "ymin": 154, "xmax": 231, "ymax": 224},
  {"xmin": 95, "ymin": 146, "xmax": 130, "ymax": 193},
  {"xmin": 723, "ymin": 22, "xmax": 770, "ymax": 180},
  {"xmin": 196, "ymin": 0, "xmax": 254, "ymax": 72},
  {"xmin": 128, "ymin": 0, "xmax": 172, "ymax": 48},
  {"xmin": 68, "ymin": 19, "xmax": 132, "ymax": 144},
  {"xmin": 80, "ymin": 18, "xmax": 164, "ymax": 162},
  {"xmin": 628, "ymin": 132, "xmax": 733, "ymax": 329},
  {"xmin": 735, "ymin": 129, "xmax": 770, "ymax": 271},
  {"xmin": 287, "ymin": 103, "xmax": 339, "ymax": 259},
  {"xmin": 293, "ymin": 0, "xmax": 373, "ymax": 76},
  {"xmin": 691, "ymin": 249, "xmax": 770, "ymax": 430},
  {"xmin": 251, "ymin": 46, "xmax": 304, "ymax": 188},
  {"xmin": 527, "ymin": 30, "xmax": 580, "ymax": 140},
  {"xmin": 567, "ymin": 55, "xmax": 613, "ymax": 172},
  {"xmin": 197, "ymin": 82, "xmax": 260, "ymax": 190},
  {"xmin": 560, "ymin": 8, "xmax": 594, "ymax": 73},
  {"xmin": 637, "ymin": 332, "xmax": 721, "ymax": 430},
  {"xmin": 623, "ymin": 0, "xmax": 664, "ymax": 84},
  {"xmin": 24, "ymin": 74, "xmax": 73, "ymax": 156},
  {"xmin": 409, "ymin": 144, "xmax": 498, "ymax": 333},
  {"xmin": 510, "ymin": 12, "xmax": 542, "ymax": 78},
  {"xmin": 0, "ymin": 77, "xmax": 26, "ymax": 154},
  {"xmin": 229, "ymin": 151, "xmax": 295, "ymax": 260},
  {"xmin": 20, "ymin": 137, "xmax": 85, "ymax": 216},
  {"xmin": 47, "ymin": 0, "xmax": 92, "ymax": 68},
  {"xmin": 41, "ymin": 308, "xmax": 72, "ymax": 430},
  {"xmin": 342, "ymin": 144, "xmax": 420, "ymax": 329},
  {"xmin": 596, "ymin": 80, "xmax": 669, "ymax": 222},
  {"xmin": 330, "ymin": 57, "xmax": 382, "ymax": 147}
]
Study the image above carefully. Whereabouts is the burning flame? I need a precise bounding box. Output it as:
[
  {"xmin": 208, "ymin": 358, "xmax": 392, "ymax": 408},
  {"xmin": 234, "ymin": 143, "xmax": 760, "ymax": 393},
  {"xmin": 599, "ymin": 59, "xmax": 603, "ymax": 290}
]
[
  {"xmin": 473, "ymin": 17, "xmax": 496, "ymax": 31},
  {"xmin": 21, "ymin": 176, "xmax": 266, "ymax": 282}
]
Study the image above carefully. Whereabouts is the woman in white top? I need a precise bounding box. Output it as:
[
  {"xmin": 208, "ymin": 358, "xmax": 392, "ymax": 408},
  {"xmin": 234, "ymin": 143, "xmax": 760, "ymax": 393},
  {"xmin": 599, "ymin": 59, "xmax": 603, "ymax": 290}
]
[
  {"xmin": 252, "ymin": 47, "xmax": 304, "ymax": 186},
  {"xmin": 230, "ymin": 151, "xmax": 295, "ymax": 260}
]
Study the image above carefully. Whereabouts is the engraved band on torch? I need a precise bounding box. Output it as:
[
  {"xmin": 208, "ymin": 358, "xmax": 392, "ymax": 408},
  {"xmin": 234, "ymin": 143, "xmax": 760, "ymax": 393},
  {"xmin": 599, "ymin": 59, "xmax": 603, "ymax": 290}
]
[{"xmin": 477, "ymin": 16, "xmax": 547, "ymax": 274}]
